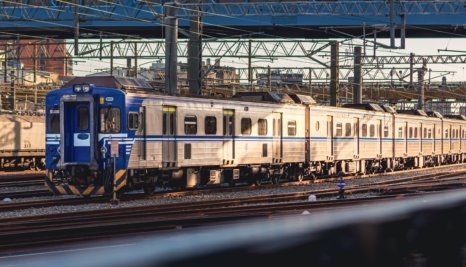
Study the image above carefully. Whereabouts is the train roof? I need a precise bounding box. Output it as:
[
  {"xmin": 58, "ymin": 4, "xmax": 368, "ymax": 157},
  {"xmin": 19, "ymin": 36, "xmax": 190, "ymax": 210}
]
[
  {"xmin": 63, "ymin": 76, "xmax": 152, "ymax": 90},
  {"xmin": 232, "ymin": 92, "xmax": 295, "ymax": 104},
  {"xmin": 232, "ymin": 92, "xmax": 317, "ymax": 105},
  {"xmin": 426, "ymin": 111, "xmax": 443, "ymax": 118},
  {"xmin": 342, "ymin": 103, "xmax": 384, "ymax": 112},
  {"xmin": 443, "ymin": 114, "xmax": 466, "ymax": 120},
  {"xmin": 396, "ymin": 109, "xmax": 428, "ymax": 116}
]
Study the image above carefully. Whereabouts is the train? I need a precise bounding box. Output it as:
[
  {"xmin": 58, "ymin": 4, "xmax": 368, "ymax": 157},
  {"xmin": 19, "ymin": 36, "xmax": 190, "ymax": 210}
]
[
  {"xmin": 44, "ymin": 76, "xmax": 466, "ymax": 196},
  {"xmin": 0, "ymin": 112, "xmax": 45, "ymax": 170}
]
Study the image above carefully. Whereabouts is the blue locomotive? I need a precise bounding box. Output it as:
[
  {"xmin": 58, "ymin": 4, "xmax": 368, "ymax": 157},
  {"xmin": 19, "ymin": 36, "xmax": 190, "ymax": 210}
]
[{"xmin": 45, "ymin": 77, "xmax": 140, "ymax": 195}]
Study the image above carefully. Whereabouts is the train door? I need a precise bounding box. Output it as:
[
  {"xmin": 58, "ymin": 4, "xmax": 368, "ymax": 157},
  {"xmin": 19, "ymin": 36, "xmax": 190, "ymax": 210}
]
[
  {"xmin": 272, "ymin": 112, "xmax": 282, "ymax": 162},
  {"xmin": 138, "ymin": 106, "xmax": 146, "ymax": 161},
  {"xmin": 223, "ymin": 109, "xmax": 235, "ymax": 164},
  {"xmin": 353, "ymin": 117, "xmax": 359, "ymax": 157},
  {"xmin": 162, "ymin": 106, "xmax": 177, "ymax": 166},
  {"xmin": 404, "ymin": 121, "xmax": 408, "ymax": 155},
  {"xmin": 63, "ymin": 101, "xmax": 92, "ymax": 163},
  {"xmin": 377, "ymin": 120, "xmax": 382, "ymax": 156},
  {"xmin": 420, "ymin": 123, "xmax": 423, "ymax": 154},
  {"xmin": 305, "ymin": 107, "xmax": 310, "ymax": 162},
  {"xmin": 449, "ymin": 124, "xmax": 452, "ymax": 152},
  {"xmin": 327, "ymin": 115, "xmax": 333, "ymax": 160}
]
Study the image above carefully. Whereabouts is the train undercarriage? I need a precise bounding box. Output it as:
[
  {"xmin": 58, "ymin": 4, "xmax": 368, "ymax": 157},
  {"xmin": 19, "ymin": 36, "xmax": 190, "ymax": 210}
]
[
  {"xmin": 121, "ymin": 154, "xmax": 466, "ymax": 194},
  {"xmin": 47, "ymin": 153, "xmax": 466, "ymax": 197}
]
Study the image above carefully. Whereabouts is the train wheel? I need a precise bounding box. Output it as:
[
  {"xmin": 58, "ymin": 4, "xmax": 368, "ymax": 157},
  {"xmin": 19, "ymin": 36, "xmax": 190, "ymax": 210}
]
[
  {"xmin": 296, "ymin": 173, "xmax": 304, "ymax": 182},
  {"xmin": 143, "ymin": 185, "xmax": 155, "ymax": 195}
]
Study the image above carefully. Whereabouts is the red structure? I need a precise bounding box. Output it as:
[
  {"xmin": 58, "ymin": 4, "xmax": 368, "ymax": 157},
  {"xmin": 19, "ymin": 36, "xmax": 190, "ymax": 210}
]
[{"xmin": 1, "ymin": 39, "xmax": 73, "ymax": 77}]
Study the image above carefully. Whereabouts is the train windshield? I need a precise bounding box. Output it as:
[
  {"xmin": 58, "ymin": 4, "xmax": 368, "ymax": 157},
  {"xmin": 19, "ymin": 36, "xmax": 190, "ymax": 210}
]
[{"xmin": 100, "ymin": 107, "xmax": 121, "ymax": 133}]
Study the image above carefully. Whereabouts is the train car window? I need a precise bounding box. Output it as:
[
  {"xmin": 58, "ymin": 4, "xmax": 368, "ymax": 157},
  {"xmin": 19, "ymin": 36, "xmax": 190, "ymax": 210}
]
[
  {"xmin": 223, "ymin": 116, "xmax": 234, "ymax": 136},
  {"xmin": 335, "ymin": 123, "xmax": 342, "ymax": 137},
  {"xmin": 423, "ymin": 128, "xmax": 427, "ymax": 138},
  {"xmin": 241, "ymin": 118, "xmax": 252, "ymax": 135},
  {"xmin": 205, "ymin": 116, "xmax": 217, "ymax": 135},
  {"xmin": 100, "ymin": 107, "xmax": 121, "ymax": 133},
  {"xmin": 384, "ymin": 126, "xmax": 389, "ymax": 137},
  {"xmin": 163, "ymin": 113, "xmax": 167, "ymax": 134},
  {"xmin": 170, "ymin": 113, "xmax": 175, "ymax": 135},
  {"xmin": 315, "ymin": 121, "xmax": 320, "ymax": 131},
  {"xmin": 428, "ymin": 129, "xmax": 432, "ymax": 139},
  {"xmin": 409, "ymin": 127, "xmax": 413, "ymax": 138},
  {"xmin": 457, "ymin": 129, "xmax": 459, "ymax": 138},
  {"xmin": 48, "ymin": 108, "xmax": 60, "ymax": 134},
  {"xmin": 362, "ymin": 124, "xmax": 367, "ymax": 137},
  {"xmin": 258, "ymin": 119, "xmax": 267, "ymax": 136},
  {"xmin": 445, "ymin": 129, "xmax": 449, "ymax": 138},
  {"xmin": 398, "ymin": 127, "xmax": 403, "ymax": 138},
  {"xmin": 345, "ymin": 123, "xmax": 351, "ymax": 137},
  {"xmin": 128, "ymin": 112, "xmax": 139, "ymax": 131},
  {"xmin": 184, "ymin": 115, "xmax": 197, "ymax": 135},
  {"xmin": 414, "ymin": 127, "xmax": 418, "ymax": 138},
  {"xmin": 369, "ymin": 125, "xmax": 375, "ymax": 137},
  {"xmin": 288, "ymin": 121, "xmax": 297, "ymax": 136},
  {"xmin": 78, "ymin": 107, "xmax": 89, "ymax": 131}
]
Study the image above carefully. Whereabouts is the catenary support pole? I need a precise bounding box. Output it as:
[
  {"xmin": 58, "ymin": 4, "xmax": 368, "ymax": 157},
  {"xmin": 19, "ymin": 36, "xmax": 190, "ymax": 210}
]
[
  {"xmin": 353, "ymin": 46, "xmax": 363, "ymax": 104},
  {"xmin": 330, "ymin": 41, "xmax": 339, "ymax": 106},
  {"xmin": 188, "ymin": 4, "xmax": 202, "ymax": 95},
  {"xmin": 165, "ymin": 2, "xmax": 178, "ymax": 95}
]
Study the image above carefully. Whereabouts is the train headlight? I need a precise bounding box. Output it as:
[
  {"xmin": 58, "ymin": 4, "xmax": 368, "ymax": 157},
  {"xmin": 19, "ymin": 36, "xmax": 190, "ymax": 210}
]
[
  {"xmin": 82, "ymin": 84, "xmax": 91, "ymax": 93},
  {"xmin": 73, "ymin": 84, "xmax": 82, "ymax": 93}
]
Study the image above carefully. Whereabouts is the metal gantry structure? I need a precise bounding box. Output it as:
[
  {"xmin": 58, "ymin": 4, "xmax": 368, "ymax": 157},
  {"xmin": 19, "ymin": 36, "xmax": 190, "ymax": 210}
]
[
  {"xmin": 0, "ymin": 0, "xmax": 465, "ymax": 108},
  {"xmin": 0, "ymin": 39, "xmax": 462, "ymax": 81}
]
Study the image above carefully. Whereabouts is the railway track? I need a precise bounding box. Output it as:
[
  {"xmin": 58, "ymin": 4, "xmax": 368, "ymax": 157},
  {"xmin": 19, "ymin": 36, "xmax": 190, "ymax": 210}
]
[
  {"xmin": 0, "ymin": 164, "xmax": 464, "ymax": 212},
  {"xmin": 0, "ymin": 183, "xmax": 463, "ymax": 253},
  {"xmin": 1, "ymin": 165, "xmax": 466, "ymax": 211},
  {"xmin": 0, "ymin": 172, "xmax": 45, "ymax": 188}
]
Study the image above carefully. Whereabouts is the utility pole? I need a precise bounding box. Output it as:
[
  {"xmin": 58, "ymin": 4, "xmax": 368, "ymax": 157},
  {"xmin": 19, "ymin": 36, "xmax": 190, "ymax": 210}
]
[
  {"xmin": 74, "ymin": 0, "xmax": 79, "ymax": 56},
  {"xmin": 248, "ymin": 39, "xmax": 253, "ymax": 91},
  {"xmin": 110, "ymin": 41, "xmax": 114, "ymax": 76},
  {"xmin": 330, "ymin": 42, "xmax": 339, "ymax": 107},
  {"xmin": 389, "ymin": 0, "xmax": 396, "ymax": 48},
  {"xmin": 267, "ymin": 65, "xmax": 271, "ymax": 91},
  {"xmin": 3, "ymin": 44, "xmax": 8, "ymax": 83},
  {"xmin": 126, "ymin": 58, "xmax": 132, "ymax": 77},
  {"xmin": 417, "ymin": 59, "xmax": 427, "ymax": 111},
  {"xmin": 165, "ymin": 1, "xmax": 178, "ymax": 95},
  {"xmin": 33, "ymin": 43, "xmax": 37, "ymax": 84},
  {"xmin": 9, "ymin": 71, "xmax": 15, "ymax": 111},
  {"xmin": 353, "ymin": 46, "xmax": 363, "ymax": 104},
  {"xmin": 134, "ymin": 42, "xmax": 138, "ymax": 79},
  {"xmin": 409, "ymin": 52, "xmax": 415, "ymax": 88},
  {"xmin": 188, "ymin": 3, "xmax": 202, "ymax": 95},
  {"xmin": 400, "ymin": 14, "xmax": 406, "ymax": 49}
]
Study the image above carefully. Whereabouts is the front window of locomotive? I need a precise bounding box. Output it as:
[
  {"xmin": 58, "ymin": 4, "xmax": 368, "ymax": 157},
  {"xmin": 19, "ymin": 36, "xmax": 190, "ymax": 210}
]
[{"xmin": 100, "ymin": 106, "xmax": 121, "ymax": 133}]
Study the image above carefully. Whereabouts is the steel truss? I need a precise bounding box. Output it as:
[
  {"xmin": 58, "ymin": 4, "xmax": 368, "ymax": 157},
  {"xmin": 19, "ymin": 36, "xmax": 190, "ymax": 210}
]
[
  {"xmin": 1, "ymin": 40, "xmax": 465, "ymax": 64},
  {"xmin": 178, "ymin": 1, "xmax": 466, "ymax": 17},
  {"xmin": 0, "ymin": 1, "xmax": 464, "ymax": 22}
]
